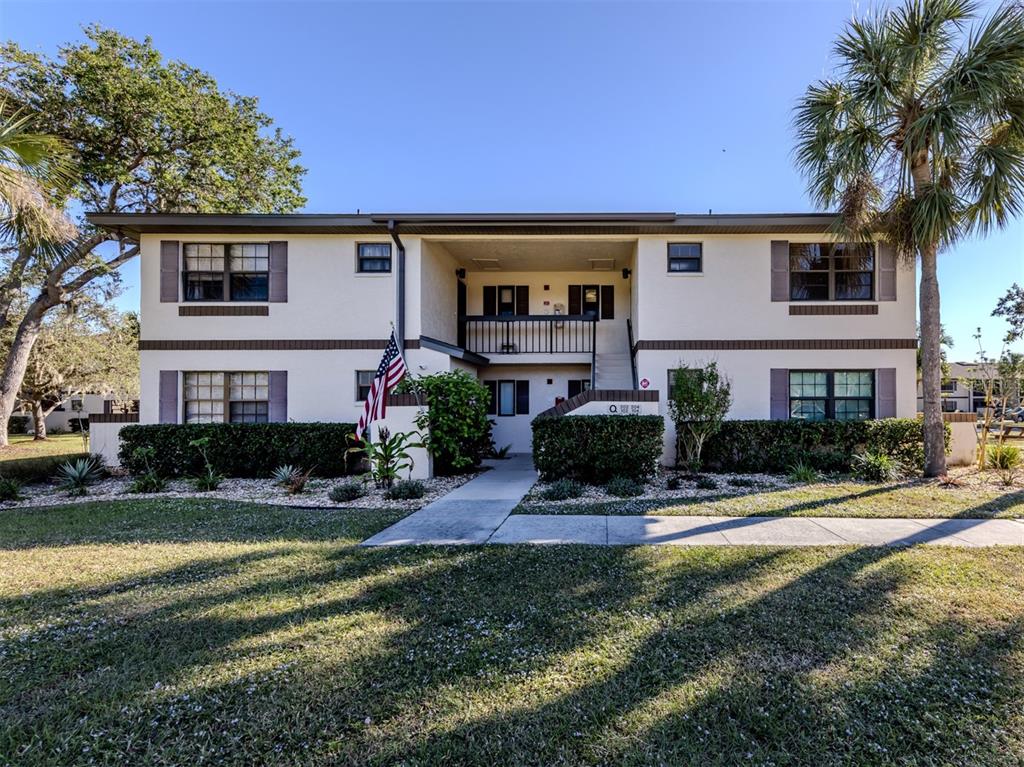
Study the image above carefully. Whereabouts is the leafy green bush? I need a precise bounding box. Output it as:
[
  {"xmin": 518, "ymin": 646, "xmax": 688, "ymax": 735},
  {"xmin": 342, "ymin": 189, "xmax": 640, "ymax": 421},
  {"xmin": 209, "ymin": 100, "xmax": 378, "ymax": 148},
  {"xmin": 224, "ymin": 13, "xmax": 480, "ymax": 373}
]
[
  {"xmin": 128, "ymin": 470, "xmax": 167, "ymax": 494},
  {"xmin": 119, "ymin": 423, "xmax": 359, "ymax": 478},
  {"xmin": 0, "ymin": 477, "xmax": 22, "ymax": 501},
  {"xmin": 385, "ymin": 479, "xmax": 426, "ymax": 500},
  {"xmin": 787, "ymin": 462, "xmax": 821, "ymax": 484},
  {"xmin": 851, "ymin": 450, "xmax": 906, "ymax": 482},
  {"xmin": 726, "ymin": 477, "xmax": 758, "ymax": 488},
  {"xmin": 532, "ymin": 415, "xmax": 664, "ymax": 483},
  {"xmin": 665, "ymin": 474, "xmax": 682, "ymax": 491},
  {"xmin": 399, "ymin": 371, "xmax": 493, "ymax": 475},
  {"xmin": 7, "ymin": 415, "xmax": 29, "ymax": 435},
  {"xmin": 329, "ymin": 482, "xmax": 366, "ymax": 502},
  {"xmin": 986, "ymin": 444, "xmax": 1022, "ymax": 471},
  {"xmin": 702, "ymin": 418, "xmax": 948, "ymax": 475},
  {"xmin": 695, "ymin": 475, "xmax": 718, "ymax": 490},
  {"xmin": 605, "ymin": 476, "xmax": 644, "ymax": 497},
  {"xmin": 540, "ymin": 478, "xmax": 584, "ymax": 501},
  {"xmin": 0, "ymin": 453, "xmax": 91, "ymax": 483}
]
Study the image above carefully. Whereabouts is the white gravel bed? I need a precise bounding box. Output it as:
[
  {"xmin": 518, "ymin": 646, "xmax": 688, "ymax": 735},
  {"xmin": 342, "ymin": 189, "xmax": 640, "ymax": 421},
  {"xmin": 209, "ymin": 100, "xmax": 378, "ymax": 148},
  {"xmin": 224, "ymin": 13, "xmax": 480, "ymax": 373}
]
[
  {"xmin": 524, "ymin": 469, "xmax": 796, "ymax": 507},
  {"xmin": 0, "ymin": 472, "xmax": 479, "ymax": 511}
]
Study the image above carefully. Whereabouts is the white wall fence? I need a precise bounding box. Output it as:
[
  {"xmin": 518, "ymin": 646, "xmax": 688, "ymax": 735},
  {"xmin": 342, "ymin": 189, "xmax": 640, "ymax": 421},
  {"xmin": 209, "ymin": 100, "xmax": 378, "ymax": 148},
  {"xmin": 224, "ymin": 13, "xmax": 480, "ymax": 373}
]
[{"xmin": 88, "ymin": 413, "xmax": 140, "ymax": 467}]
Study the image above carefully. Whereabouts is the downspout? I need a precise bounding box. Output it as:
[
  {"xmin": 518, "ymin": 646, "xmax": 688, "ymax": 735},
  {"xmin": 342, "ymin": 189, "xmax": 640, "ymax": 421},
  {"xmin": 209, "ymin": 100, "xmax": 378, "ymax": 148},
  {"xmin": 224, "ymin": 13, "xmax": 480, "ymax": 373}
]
[{"xmin": 388, "ymin": 220, "xmax": 405, "ymax": 348}]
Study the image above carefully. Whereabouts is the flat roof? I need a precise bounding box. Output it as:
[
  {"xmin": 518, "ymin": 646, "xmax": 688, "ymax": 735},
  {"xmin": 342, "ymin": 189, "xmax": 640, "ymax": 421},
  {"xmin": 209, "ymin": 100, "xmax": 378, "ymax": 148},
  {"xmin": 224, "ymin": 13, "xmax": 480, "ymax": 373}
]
[{"xmin": 86, "ymin": 211, "xmax": 839, "ymax": 238}]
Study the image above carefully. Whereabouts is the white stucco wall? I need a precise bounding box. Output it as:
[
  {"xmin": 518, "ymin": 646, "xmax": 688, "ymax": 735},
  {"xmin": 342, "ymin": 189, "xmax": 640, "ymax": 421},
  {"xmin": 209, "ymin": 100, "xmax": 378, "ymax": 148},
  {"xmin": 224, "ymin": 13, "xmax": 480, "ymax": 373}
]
[{"xmin": 419, "ymin": 240, "xmax": 459, "ymax": 345}]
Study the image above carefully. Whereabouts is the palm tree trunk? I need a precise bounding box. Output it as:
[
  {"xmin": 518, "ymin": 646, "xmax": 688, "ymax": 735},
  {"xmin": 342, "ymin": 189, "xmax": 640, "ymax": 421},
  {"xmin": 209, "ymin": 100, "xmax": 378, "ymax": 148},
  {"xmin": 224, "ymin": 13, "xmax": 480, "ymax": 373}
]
[
  {"xmin": 30, "ymin": 400, "xmax": 47, "ymax": 440},
  {"xmin": 919, "ymin": 241, "xmax": 947, "ymax": 476}
]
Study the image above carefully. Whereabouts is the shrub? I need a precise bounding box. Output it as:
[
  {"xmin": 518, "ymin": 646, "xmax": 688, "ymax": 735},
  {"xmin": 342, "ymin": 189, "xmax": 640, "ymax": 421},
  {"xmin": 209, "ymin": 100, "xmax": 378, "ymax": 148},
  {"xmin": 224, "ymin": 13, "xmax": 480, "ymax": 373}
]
[
  {"xmin": 0, "ymin": 477, "xmax": 21, "ymax": 501},
  {"xmin": 986, "ymin": 444, "xmax": 1022, "ymax": 470},
  {"xmin": 702, "ymin": 418, "xmax": 949, "ymax": 475},
  {"xmin": 385, "ymin": 479, "xmax": 426, "ymax": 500},
  {"xmin": 119, "ymin": 423, "xmax": 359, "ymax": 478},
  {"xmin": 667, "ymin": 362, "xmax": 732, "ymax": 470},
  {"xmin": 787, "ymin": 462, "xmax": 820, "ymax": 484},
  {"xmin": 540, "ymin": 478, "xmax": 584, "ymax": 501},
  {"xmin": 55, "ymin": 457, "xmax": 103, "ymax": 496},
  {"xmin": 0, "ymin": 453, "xmax": 91, "ymax": 483},
  {"xmin": 329, "ymin": 482, "xmax": 366, "ymax": 502},
  {"xmin": 532, "ymin": 415, "xmax": 664, "ymax": 483},
  {"xmin": 349, "ymin": 428, "xmax": 420, "ymax": 488},
  {"xmin": 189, "ymin": 437, "xmax": 223, "ymax": 491},
  {"xmin": 399, "ymin": 371, "xmax": 493, "ymax": 474},
  {"xmin": 7, "ymin": 415, "xmax": 29, "ymax": 435},
  {"xmin": 272, "ymin": 464, "xmax": 312, "ymax": 495},
  {"xmin": 695, "ymin": 475, "xmax": 718, "ymax": 490},
  {"xmin": 128, "ymin": 471, "xmax": 167, "ymax": 494},
  {"xmin": 606, "ymin": 476, "xmax": 644, "ymax": 497},
  {"xmin": 851, "ymin": 450, "xmax": 906, "ymax": 482},
  {"xmin": 727, "ymin": 477, "xmax": 758, "ymax": 488},
  {"xmin": 666, "ymin": 474, "xmax": 682, "ymax": 491}
]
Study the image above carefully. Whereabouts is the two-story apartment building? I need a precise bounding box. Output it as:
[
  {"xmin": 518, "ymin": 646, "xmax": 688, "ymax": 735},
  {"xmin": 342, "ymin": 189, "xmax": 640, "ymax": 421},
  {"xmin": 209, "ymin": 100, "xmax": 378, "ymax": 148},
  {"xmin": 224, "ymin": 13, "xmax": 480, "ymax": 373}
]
[{"xmin": 88, "ymin": 212, "xmax": 918, "ymax": 460}]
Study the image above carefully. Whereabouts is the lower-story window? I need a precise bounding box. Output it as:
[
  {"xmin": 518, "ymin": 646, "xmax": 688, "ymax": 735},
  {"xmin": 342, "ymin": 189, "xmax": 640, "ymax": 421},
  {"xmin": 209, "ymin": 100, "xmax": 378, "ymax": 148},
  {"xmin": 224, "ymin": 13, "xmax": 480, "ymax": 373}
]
[
  {"xmin": 568, "ymin": 379, "xmax": 591, "ymax": 399},
  {"xmin": 484, "ymin": 380, "xmax": 530, "ymax": 416},
  {"xmin": 184, "ymin": 371, "xmax": 269, "ymax": 424},
  {"xmin": 790, "ymin": 370, "xmax": 874, "ymax": 421}
]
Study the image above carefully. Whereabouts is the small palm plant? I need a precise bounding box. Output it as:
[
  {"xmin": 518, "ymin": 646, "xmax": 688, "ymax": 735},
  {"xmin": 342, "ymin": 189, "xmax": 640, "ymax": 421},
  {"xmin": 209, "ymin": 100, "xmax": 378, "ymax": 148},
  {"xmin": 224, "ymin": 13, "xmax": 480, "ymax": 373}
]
[
  {"xmin": 55, "ymin": 457, "xmax": 103, "ymax": 496},
  {"xmin": 347, "ymin": 428, "xmax": 422, "ymax": 489}
]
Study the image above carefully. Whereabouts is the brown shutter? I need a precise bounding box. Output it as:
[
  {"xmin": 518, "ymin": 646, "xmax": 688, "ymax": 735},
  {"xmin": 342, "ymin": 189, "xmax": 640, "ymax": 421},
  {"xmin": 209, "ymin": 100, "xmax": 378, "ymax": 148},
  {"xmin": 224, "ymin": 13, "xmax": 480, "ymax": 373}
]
[
  {"xmin": 268, "ymin": 370, "xmax": 288, "ymax": 422},
  {"xmin": 483, "ymin": 286, "xmax": 497, "ymax": 316},
  {"xmin": 600, "ymin": 285, "xmax": 614, "ymax": 319},
  {"xmin": 770, "ymin": 368, "xmax": 789, "ymax": 420},
  {"xmin": 771, "ymin": 241, "xmax": 789, "ymax": 302},
  {"xmin": 568, "ymin": 285, "xmax": 582, "ymax": 315},
  {"xmin": 877, "ymin": 242, "xmax": 896, "ymax": 301},
  {"xmin": 159, "ymin": 370, "xmax": 178, "ymax": 423},
  {"xmin": 269, "ymin": 241, "xmax": 288, "ymax": 302},
  {"xmin": 160, "ymin": 241, "xmax": 179, "ymax": 303},
  {"xmin": 484, "ymin": 380, "xmax": 497, "ymax": 415},
  {"xmin": 515, "ymin": 285, "xmax": 529, "ymax": 316},
  {"xmin": 515, "ymin": 380, "xmax": 530, "ymax": 415},
  {"xmin": 876, "ymin": 368, "xmax": 896, "ymax": 418}
]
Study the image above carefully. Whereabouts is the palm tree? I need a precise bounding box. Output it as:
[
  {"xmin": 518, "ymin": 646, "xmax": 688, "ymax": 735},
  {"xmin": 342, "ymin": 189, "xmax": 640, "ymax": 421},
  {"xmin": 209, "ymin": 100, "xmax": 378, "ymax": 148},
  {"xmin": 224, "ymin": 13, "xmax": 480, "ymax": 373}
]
[
  {"xmin": 795, "ymin": 0, "xmax": 1024, "ymax": 476},
  {"xmin": 0, "ymin": 98, "xmax": 75, "ymax": 244}
]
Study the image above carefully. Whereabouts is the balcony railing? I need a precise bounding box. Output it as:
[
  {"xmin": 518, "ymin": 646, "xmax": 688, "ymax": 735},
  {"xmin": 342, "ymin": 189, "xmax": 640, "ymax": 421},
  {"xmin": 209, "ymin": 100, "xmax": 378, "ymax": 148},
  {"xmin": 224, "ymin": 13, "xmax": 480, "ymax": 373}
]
[{"xmin": 461, "ymin": 314, "xmax": 596, "ymax": 355}]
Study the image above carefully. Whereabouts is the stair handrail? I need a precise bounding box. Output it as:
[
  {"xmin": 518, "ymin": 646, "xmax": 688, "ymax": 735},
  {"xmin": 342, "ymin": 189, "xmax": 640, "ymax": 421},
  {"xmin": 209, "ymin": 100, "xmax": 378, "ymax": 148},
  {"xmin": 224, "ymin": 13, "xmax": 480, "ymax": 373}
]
[
  {"xmin": 590, "ymin": 317, "xmax": 597, "ymax": 388},
  {"xmin": 627, "ymin": 318, "xmax": 638, "ymax": 389}
]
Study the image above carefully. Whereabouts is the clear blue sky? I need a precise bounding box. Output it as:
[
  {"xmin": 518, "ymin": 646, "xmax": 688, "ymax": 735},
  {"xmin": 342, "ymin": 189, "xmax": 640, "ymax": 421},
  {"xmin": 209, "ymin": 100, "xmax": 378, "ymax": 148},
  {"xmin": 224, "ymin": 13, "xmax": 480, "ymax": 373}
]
[{"xmin": 4, "ymin": 0, "xmax": 1022, "ymax": 359}]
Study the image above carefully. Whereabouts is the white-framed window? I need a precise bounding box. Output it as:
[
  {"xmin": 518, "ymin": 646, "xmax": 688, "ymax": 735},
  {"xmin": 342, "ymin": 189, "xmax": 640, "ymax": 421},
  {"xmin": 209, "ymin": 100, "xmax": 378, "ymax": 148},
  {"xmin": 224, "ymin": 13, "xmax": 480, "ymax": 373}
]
[
  {"xmin": 184, "ymin": 371, "xmax": 269, "ymax": 424},
  {"xmin": 356, "ymin": 370, "xmax": 374, "ymax": 400}
]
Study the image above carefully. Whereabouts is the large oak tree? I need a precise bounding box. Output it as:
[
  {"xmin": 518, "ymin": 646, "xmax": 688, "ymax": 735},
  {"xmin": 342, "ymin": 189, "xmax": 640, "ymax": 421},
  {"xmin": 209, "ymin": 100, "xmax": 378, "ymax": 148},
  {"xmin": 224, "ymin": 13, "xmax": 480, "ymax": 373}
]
[{"xmin": 0, "ymin": 26, "xmax": 305, "ymax": 445}]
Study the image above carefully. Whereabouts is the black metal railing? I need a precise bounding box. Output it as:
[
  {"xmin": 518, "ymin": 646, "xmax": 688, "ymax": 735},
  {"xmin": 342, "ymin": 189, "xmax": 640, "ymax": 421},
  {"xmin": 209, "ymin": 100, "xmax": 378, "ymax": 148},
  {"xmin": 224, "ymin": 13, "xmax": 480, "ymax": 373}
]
[
  {"xmin": 461, "ymin": 315, "xmax": 596, "ymax": 354},
  {"xmin": 627, "ymin": 318, "xmax": 638, "ymax": 389}
]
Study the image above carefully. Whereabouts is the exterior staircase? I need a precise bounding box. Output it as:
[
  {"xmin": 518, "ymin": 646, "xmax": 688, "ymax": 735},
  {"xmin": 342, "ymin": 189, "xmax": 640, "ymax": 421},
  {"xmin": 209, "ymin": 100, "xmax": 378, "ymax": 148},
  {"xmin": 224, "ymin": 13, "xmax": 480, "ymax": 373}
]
[{"xmin": 593, "ymin": 319, "xmax": 635, "ymax": 389}]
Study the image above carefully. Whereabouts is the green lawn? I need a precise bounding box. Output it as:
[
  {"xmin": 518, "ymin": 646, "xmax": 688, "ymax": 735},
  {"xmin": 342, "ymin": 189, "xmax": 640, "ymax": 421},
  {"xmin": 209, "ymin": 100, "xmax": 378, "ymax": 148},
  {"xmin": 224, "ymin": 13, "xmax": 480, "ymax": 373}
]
[
  {"xmin": 519, "ymin": 480, "xmax": 1024, "ymax": 519},
  {"xmin": 2, "ymin": 433, "xmax": 88, "ymax": 461},
  {"xmin": 2, "ymin": 499, "xmax": 1023, "ymax": 765}
]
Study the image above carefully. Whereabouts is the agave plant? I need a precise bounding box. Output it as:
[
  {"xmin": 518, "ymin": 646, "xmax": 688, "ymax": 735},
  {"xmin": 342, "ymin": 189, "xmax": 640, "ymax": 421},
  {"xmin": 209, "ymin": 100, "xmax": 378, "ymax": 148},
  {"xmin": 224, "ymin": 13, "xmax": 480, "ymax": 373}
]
[
  {"xmin": 271, "ymin": 464, "xmax": 313, "ymax": 495},
  {"xmin": 54, "ymin": 457, "xmax": 103, "ymax": 496}
]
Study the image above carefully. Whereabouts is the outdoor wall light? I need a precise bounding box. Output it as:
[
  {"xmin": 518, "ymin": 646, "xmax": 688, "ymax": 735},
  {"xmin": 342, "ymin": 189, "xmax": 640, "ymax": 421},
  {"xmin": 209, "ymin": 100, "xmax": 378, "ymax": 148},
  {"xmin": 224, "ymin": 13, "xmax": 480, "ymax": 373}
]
[
  {"xmin": 455, "ymin": 267, "xmax": 466, "ymax": 279},
  {"xmin": 621, "ymin": 268, "xmax": 632, "ymax": 279}
]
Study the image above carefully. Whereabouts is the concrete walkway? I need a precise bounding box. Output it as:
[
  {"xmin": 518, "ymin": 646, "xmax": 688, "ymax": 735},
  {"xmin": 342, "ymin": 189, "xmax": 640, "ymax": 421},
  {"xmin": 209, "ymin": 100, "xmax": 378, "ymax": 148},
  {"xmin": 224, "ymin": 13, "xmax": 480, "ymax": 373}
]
[
  {"xmin": 488, "ymin": 514, "xmax": 1024, "ymax": 547},
  {"xmin": 361, "ymin": 454, "xmax": 538, "ymax": 546}
]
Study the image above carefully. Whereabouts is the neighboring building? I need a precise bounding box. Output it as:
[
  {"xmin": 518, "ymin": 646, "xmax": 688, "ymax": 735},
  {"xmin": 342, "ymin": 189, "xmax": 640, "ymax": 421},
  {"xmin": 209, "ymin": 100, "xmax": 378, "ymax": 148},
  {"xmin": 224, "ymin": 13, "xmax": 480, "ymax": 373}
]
[
  {"xmin": 87, "ymin": 212, "xmax": 918, "ymax": 459},
  {"xmin": 917, "ymin": 361, "xmax": 1016, "ymax": 415},
  {"xmin": 14, "ymin": 394, "xmax": 132, "ymax": 434}
]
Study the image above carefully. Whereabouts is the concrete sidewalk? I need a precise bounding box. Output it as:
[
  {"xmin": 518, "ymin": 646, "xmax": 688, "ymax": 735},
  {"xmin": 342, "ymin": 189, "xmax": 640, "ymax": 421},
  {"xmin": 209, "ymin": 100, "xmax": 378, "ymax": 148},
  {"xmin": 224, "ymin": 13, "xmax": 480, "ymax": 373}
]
[
  {"xmin": 361, "ymin": 454, "xmax": 537, "ymax": 546},
  {"xmin": 488, "ymin": 514, "xmax": 1024, "ymax": 547}
]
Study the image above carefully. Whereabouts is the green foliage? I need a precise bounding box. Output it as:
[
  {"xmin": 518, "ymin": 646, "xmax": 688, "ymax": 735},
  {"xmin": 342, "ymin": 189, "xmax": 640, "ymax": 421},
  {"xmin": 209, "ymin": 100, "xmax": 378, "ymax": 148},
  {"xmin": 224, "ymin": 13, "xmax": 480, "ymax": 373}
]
[
  {"xmin": 665, "ymin": 474, "xmax": 682, "ymax": 491},
  {"xmin": 605, "ymin": 476, "xmax": 644, "ymax": 497},
  {"xmin": 787, "ymin": 462, "xmax": 821, "ymax": 484},
  {"xmin": 490, "ymin": 444, "xmax": 512, "ymax": 459},
  {"xmin": 7, "ymin": 415, "xmax": 29, "ymax": 435},
  {"xmin": 328, "ymin": 482, "xmax": 366, "ymax": 503},
  {"xmin": 695, "ymin": 475, "xmax": 718, "ymax": 490},
  {"xmin": 119, "ymin": 423, "xmax": 359, "ymax": 478},
  {"xmin": 349, "ymin": 428, "xmax": 421, "ymax": 489},
  {"xmin": 54, "ymin": 456, "xmax": 102, "ymax": 496},
  {"xmin": 667, "ymin": 362, "xmax": 732, "ymax": 470},
  {"xmin": 532, "ymin": 415, "xmax": 664, "ymax": 483},
  {"xmin": 726, "ymin": 477, "xmax": 758, "ymax": 488},
  {"xmin": 0, "ymin": 477, "xmax": 21, "ymax": 501},
  {"xmin": 271, "ymin": 464, "xmax": 312, "ymax": 495},
  {"xmin": 987, "ymin": 444, "xmax": 1022, "ymax": 471},
  {"xmin": 851, "ymin": 451, "xmax": 906, "ymax": 483},
  {"xmin": 0, "ymin": 452, "xmax": 90, "ymax": 483},
  {"xmin": 188, "ymin": 437, "xmax": 223, "ymax": 491},
  {"xmin": 994, "ymin": 284, "xmax": 1024, "ymax": 342},
  {"xmin": 398, "ymin": 371, "xmax": 493, "ymax": 474},
  {"xmin": 703, "ymin": 419, "xmax": 949, "ymax": 475},
  {"xmin": 540, "ymin": 478, "xmax": 584, "ymax": 501},
  {"xmin": 385, "ymin": 480, "xmax": 426, "ymax": 501},
  {"xmin": 128, "ymin": 470, "xmax": 167, "ymax": 494}
]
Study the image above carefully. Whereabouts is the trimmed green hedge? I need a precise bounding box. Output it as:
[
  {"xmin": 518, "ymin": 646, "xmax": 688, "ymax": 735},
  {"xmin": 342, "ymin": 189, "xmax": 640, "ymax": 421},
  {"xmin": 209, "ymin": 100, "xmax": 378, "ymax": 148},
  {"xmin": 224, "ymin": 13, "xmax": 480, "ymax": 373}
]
[
  {"xmin": 119, "ymin": 423, "xmax": 360, "ymax": 478},
  {"xmin": 702, "ymin": 418, "xmax": 948, "ymax": 475},
  {"xmin": 532, "ymin": 415, "xmax": 664, "ymax": 483},
  {"xmin": 0, "ymin": 453, "xmax": 91, "ymax": 483}
]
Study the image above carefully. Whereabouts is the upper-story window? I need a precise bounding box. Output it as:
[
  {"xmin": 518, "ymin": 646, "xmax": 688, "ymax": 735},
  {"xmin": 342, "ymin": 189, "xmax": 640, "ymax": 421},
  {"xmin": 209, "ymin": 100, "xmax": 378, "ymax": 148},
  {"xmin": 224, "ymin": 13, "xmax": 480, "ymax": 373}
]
[
  {"xmin": 667, "ymin": 243, "xmax": 702, "ymax": 273},
  {"xmin": 357, "ymin": 243, "xmax": 392, "ymax": 273},
  {"xmin": 790, "ymin": 243, "xmax": 873, "ymax": 301},
  {"xmin": 183, "ymin": 244, "xmax": 269, "ymax": 301}
]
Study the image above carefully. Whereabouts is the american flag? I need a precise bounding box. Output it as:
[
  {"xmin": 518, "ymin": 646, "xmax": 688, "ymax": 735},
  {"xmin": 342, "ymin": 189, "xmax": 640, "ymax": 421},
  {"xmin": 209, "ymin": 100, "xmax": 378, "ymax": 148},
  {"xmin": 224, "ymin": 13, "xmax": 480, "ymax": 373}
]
[{"xmin": 355, "ymin": 329, "xmax": 408, "ymax": 440}]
